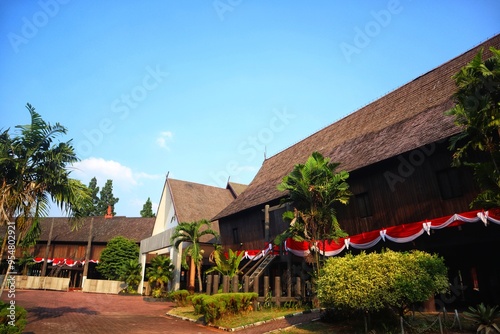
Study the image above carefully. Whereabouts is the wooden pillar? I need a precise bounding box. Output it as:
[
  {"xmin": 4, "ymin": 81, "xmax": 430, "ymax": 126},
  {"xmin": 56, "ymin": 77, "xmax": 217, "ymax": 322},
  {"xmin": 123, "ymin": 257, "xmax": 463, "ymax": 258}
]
[
  {"xmin": 275, "ymin": 276, "xmax": 281, "ymax": 307},
  {"xmin": 264, "ymin": 205, "xmax": 270, "ymax": 242},
  {"xmin": 232, "ymin": 275, "xmax": 239, "ymax": 293},
  {"xmin": 212, "ymin": 275, "xmax": 219, "ymax": 294},
  {"xmin": 264, "ymin": 276, "xmax": 269, "ymax": 299},
  {"xmin": 244, "ymin": 276, "xmax": 249, "ymax": 293},
  {"xmin": 253, "ymin": 277, "xmax": 259, "ymax": 311},
  {"xmin": 206, "ymin": 275, "xmax": 213, "ymax": 295},
  {"xmin": 41, "ymin": 218, "xmax": 54, "ymax": 277},
  {"xmin": 82, "ymin": 217, "xmax": 94, "ymax": 288},
  {"xmin": 223, "ymin": 275, "xmax": 229, "ymax": 293},
  {"xmin": 253, "ymin": 275, "xmax": 259, "ymax": 295},
  {"xmin": 287, "ymin": 252, "xmax": 292, "ymax": 297},
  {"xmin": 295, "ymin": 276, "xmax": 302, "ymax": 298}
]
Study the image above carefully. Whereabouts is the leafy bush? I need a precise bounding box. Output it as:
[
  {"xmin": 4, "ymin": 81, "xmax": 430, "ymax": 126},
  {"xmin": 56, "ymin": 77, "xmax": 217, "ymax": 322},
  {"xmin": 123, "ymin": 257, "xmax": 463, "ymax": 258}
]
[
  {"xmin": 119, "ymin": 259, "xmax": 142, "ymax": 294},
  {"xmin": 169, "ymin": 290, "xmax": 191, "ymax": 306},
  {"xmin": 463, "ymin": 303, "xmax": 500, "ymax": 334},
  {"xmin": 146, "ymin": 255, "xmax": 174, "ymax": 295},
  {"xmin": 0, "ymin": 301, "xmax": 27, "ymax": 334},
  {"xmin": 200, "ymin": 293, "xmax": 257, "ymax": 324},
  {"xmin": 317, "ymin": 250, "xmax": 449, "ymax": 316},
  {"xmin": 190, "ymin": 294, "xmax": 206, "ymax": 315},
  {"xmin": 97, "ymin": 236, "xmax": 139, "ymax": 280}
]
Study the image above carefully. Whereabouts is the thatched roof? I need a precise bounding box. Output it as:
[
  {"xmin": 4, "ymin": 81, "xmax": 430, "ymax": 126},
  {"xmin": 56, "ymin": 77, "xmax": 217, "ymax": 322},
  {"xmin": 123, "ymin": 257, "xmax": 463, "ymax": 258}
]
[
  {"xmin": 33, "ymin": 216, "xmax": 155, "ymax": 243},
  {"xmin": 213, "ymin": 34, "xmax": 500, "ymax": 221},
  {"xmin": 168, "ymin": 178, "xmax": 237, "ymax": 224},
  {"xmin": 167, "ymin": 178, "xmax": 241, "ymax": 243}
]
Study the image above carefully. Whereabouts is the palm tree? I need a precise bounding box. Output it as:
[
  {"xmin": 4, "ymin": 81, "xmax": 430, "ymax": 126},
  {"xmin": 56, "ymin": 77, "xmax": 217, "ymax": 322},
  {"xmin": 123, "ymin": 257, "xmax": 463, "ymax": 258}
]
[
  {"xmin": 0, "ymin": 104, "xmax": 91, "ymax": 297},
  {"xmin": 276, "ymin": 151, "xmax": 351, "ymax": 279},
  {"xmin": 447, "ymin": 46, "xmax": 500, "ymax": 209},
  {"xmin": 146, "ymin": 255, "xmax": 174, "ymax": 293},
  {"xmin": 120, "ymin": 259, "xmax": 142, "ymax": 293},
  {"xmin": 206, "ymin": 246, "xmax": 244, "ymax": 279},
  {"xmin": 170, "ymin": 219, "xmax": 219, "ymax": 292},
  {"xmin": 0, "ymin": 104, "xmax": 91, "ymax": 245}
]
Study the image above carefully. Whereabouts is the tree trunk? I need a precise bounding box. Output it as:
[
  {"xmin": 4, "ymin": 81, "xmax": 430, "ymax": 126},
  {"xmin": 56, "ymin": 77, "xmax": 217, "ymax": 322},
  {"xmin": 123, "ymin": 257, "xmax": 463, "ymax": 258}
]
[
  {"xmin": 82, "ymin": 217, "xmax": 94, "ymax": 288},
  {"xmin": 40, "ymin": 218, "xmax": 54, "ymax": 276},
  {"xmin": 197, "ymin": 263, "xmax": 203, "ymax": 293},
  {"xmin": 188, "ymin": 256, "xmax": 195, "ymax": 293}
]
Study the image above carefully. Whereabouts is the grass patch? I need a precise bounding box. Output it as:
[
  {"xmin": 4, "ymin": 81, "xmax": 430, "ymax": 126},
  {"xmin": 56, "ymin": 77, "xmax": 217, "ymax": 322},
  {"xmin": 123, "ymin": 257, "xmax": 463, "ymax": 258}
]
[
  {"xmin": 168, "ymin": 305, "xmax": 308, "ymax": 328},
  {"xmin": 168, "ymin": 306, "xmax": 478, "ymax": 333},
  {"xmin": 280, "ymin": 321, "xmax": 349, "ymax": 334}
]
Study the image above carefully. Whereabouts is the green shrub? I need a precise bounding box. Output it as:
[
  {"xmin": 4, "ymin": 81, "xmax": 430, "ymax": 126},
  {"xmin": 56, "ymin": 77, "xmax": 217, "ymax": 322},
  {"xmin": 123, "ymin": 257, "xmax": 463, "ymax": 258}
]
[
  {"xmin": 200, "ymin": 293, "xmax": 257, "ymax": 324},
  {"xmin": 190, "ymin": 294, "xmax": 207, "ymax": 315},
  {"xmin": 317, "ymin": 250, "xmax": 449, "ymax": 316},
  {"xmin": 463, "ymin": 303, "xmax": 500, "ymax": 334},
  {"xmin": 0, "ymin": 301, "xmax": 27, "ymax": 334},
  {"xmin": 202, "ymin": 295, "xmax": 227, "ymax": 324},
  {"xmin": 169, "ymin": 290, "xmax": 191, "ymax": 306}
]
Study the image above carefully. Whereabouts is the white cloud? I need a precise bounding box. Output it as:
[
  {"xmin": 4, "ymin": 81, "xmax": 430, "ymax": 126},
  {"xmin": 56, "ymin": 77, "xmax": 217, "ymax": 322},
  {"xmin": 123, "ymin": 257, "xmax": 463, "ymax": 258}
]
[
  {"xmin": 156, "ymin": 131, "xmax": 173, "ymax": 150},
  {"xmin": 70, "ymin": 157, "xmax": 163, "ymax": 192}
]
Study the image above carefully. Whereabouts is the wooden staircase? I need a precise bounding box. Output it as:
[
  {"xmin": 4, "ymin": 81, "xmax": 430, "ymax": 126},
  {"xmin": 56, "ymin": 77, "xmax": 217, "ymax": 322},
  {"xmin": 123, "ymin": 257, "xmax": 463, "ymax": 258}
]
[{"xmin": 243, "ymin": 253, "xmax": 276, "ymax": 288}]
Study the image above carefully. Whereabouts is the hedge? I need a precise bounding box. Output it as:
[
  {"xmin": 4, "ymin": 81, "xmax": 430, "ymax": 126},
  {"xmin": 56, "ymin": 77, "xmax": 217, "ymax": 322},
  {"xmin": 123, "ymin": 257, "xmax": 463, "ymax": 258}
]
[{"xmin": 194, "ymin": 292, "xmax": 258, "ymax": 324}]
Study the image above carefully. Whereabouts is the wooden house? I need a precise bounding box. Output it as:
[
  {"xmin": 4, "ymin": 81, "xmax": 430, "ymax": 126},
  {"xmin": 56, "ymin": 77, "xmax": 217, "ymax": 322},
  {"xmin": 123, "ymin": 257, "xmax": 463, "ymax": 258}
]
[
  {"xmin": 14, "ymin": 216, "xmax": 155, "ymax": 289},
  {"xmin": 138, "ymin": 177, "xmax": 246, "ymax": 292},
  {"xmin": 212, "ymin": 34, "xmax": 500, "ymax": 307}
]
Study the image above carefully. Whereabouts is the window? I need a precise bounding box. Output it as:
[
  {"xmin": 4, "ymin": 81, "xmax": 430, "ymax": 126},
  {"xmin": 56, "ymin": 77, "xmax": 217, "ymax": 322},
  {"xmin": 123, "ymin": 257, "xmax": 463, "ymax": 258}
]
[
  {"xmin": 232, "ymin": 228, "xmax": 239, "ymax": 244},
  {"xmin": 355, "ymin": 192, "xmax": 372, "ymax": 218},
  {"xmin": 436, "ymin": 168, "xmax": 462, "ymax": 199}
]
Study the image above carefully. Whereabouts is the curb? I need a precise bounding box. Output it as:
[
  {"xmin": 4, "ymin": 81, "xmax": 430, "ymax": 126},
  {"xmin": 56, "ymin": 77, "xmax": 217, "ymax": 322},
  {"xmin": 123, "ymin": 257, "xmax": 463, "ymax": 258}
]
[{"xmin": 166, "ymin": 308, "xmax": 323, "ymax": 332}]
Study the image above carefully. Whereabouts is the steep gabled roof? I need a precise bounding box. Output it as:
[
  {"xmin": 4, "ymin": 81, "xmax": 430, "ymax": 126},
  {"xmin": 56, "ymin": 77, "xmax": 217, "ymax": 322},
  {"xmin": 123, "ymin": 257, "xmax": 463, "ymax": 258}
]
[
  {"xmin": 227, "ymin": 182, "xmax": 248, "ymax": 197},
  {"xmin": 168, "ymin": 178, "xmax": 240, "ymax": 243},
  {"xmin": 35, "ymin": 216, "xmax": 155, "ymax": 243},
  {"xmin": 214, "ymin": 34, "xmax": 500, "ymax": 221},
  {"xmin": 168, "ymin": 178, "xmax": 236, "ymax": 223}
]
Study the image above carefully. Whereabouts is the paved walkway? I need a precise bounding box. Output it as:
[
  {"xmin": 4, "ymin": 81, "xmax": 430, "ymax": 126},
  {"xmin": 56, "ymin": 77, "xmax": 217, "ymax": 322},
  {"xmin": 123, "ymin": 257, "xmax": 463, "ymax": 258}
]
[{"xmin": 3, "ymin": 290, "xmax": 320, "ymax": 334}]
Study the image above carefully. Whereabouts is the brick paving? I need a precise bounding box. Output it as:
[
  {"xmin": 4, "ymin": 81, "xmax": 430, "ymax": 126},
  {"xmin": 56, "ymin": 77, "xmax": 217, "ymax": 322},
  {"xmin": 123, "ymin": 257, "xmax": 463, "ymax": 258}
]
[{"xmin": 3, "ymin": 290, "xmax": 321, "ymax": 334}]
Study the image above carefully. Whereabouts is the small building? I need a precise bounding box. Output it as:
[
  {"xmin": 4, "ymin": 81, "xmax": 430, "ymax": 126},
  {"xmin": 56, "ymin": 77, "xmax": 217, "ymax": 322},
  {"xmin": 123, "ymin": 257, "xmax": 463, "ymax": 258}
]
[{"xmin": 138, "ymin": 177, "xmax": 245, "ymax": 292}]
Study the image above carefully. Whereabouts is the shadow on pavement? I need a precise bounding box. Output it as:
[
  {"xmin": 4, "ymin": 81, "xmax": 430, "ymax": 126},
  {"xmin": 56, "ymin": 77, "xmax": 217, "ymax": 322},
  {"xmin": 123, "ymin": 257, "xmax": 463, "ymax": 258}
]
[{"xmin": 27, "ymin": 306, "xmax": 98, "ymax": 320}]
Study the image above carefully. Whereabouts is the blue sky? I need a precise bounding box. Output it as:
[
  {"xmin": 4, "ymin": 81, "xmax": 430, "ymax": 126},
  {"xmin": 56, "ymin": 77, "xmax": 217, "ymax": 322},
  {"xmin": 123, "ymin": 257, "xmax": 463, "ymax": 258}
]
[{"xmin": 1, "ymin": 1, "xmax": 499, "ymax": 218}]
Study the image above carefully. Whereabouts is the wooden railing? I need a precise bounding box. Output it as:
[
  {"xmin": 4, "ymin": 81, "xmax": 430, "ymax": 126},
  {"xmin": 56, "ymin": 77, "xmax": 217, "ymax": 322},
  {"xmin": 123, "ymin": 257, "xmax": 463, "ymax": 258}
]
[{"xmin": 205, "ymin": 273, "xmax": 311, "ymax": 308}]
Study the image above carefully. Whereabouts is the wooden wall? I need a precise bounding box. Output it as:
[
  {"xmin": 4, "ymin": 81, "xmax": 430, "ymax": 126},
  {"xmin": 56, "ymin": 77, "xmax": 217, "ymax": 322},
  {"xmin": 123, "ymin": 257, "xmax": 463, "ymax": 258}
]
[
  {"xmin": 33, "ymin": 243, "xmax": 107, "ymax": 261},
  {"xmin": 338, "ymin": 141, "xmax": 479, "ymax": 235},
  {"xmin": 219, "ymin": 141, "xmax": 481, "ymax": 249}
]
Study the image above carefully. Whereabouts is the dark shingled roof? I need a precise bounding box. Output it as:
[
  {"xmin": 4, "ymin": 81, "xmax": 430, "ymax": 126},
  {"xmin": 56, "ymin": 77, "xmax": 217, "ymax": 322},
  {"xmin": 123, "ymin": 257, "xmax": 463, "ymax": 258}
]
[
  {"xmin": 213, "ymin": 34, "xmax": 500, "ymax": 221},
  {"xmin": 35, "ymin": 216, "xmax": 156, "ymax": 243}
]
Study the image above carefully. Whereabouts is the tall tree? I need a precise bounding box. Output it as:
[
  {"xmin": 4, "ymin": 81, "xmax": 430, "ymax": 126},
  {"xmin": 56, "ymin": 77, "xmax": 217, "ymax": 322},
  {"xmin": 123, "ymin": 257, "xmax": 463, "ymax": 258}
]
[
  {"xmin": 0, "ymin": 104, "xmax": 91, "ymax": 241},
  {"xmin": 275, "ymin": 151, "xmax": 351, "ymax": 279},
  {"xmin": 140, "ymin": 197, "xmax": 155, "ymax": 217},
  {"xmin": 170, "ymin": 219, "xmax": 219, "ymax": 293},
  {"xmin": 80, "ymin": 177, "xmax": 100, "ymax": 216},
  {"xmin": 447, "ymin": 46, "xmax": 500, "ymax": 209},
  {"xmin": 97, "ymin": 179, "xmax": 119, "ymax": 216}
]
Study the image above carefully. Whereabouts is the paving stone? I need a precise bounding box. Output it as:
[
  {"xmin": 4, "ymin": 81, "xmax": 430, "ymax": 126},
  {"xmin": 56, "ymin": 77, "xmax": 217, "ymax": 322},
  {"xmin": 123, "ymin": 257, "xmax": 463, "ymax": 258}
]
[{"xmin": 3, "ymin": 290, "xmax": 320, "ymax": 334}]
